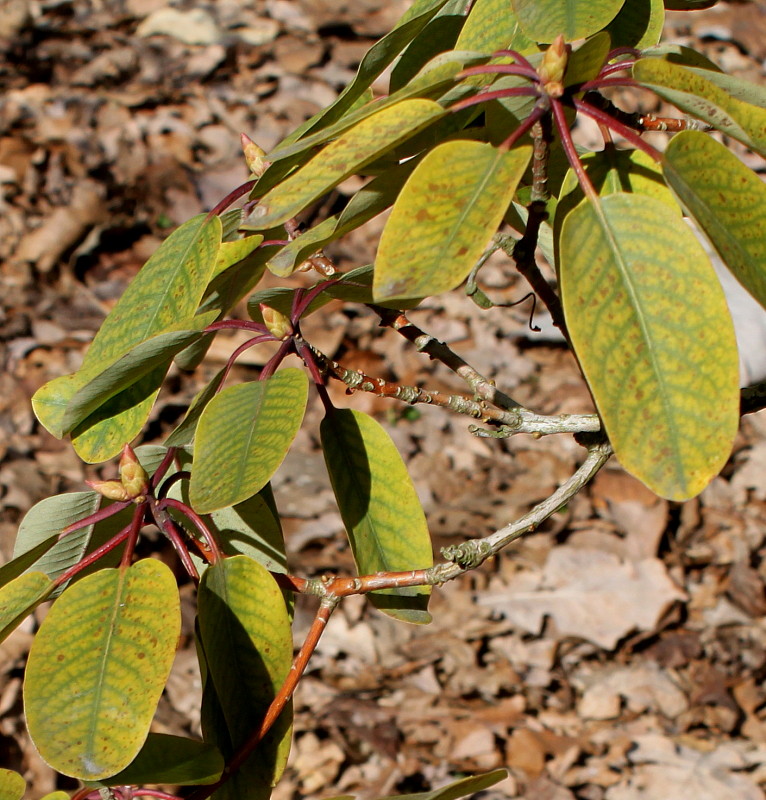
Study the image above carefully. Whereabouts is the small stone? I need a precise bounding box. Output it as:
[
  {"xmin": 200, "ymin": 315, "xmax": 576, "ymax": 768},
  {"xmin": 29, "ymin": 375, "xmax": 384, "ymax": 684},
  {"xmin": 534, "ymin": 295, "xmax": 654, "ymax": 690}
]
[{"xmin": 136, "ymin": 8, "xmax": 222, "ymax": 46}]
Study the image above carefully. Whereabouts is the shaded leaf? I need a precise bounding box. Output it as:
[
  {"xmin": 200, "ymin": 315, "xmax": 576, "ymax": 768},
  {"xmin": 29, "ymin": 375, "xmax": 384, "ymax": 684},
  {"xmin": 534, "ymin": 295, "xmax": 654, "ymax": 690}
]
[
  {"xmin": 190, "ymin": 369, "xmax": 308, "ymax": 513},
  {"xmin": 565, "ymin": 32, "xmax": 612, "ymax": 87},
  {"xmin": 606, "ymin": 0, "xmax": 664, "ymax": 49},
  {"xmin": 13, "ymin": 491, "xmax": 131, "ymax": 594},
  {"xmin": 512, "ymin": 0, "xmax": 625, "ymax": 42},
  {"xmin": 374, "ymin": 141, "xmax": 531, "ymax": 301},
  {"xmin": 663, "ymin": 131, "xmax": 766, "ymax": 311},
  {"xmin": 249, "ymin": 100, "xmax": 446, "ymax": 230},
  {"xmin": 0, "ymin": 572, "xmax": 53, "ymax": 644},
  {"xmin": 197, "ymin": 556, "xmax": 293, "ymax": 798},
  {"xmin": 633, "ymin": 58, "xmax": 766, "ymax": 158},
  {"xmin": 91, "ymin": 733, "xmax": 223, "ymax": 787},
  {"xmin": 320, "ymin": 409, "xmax": 433, "ymax": 623},
  {"xmin": 559, "ymin": 192, "xmax": 739, "ymax": 500},
  {"xmin": 211, "ymin": 235, "xmax": 264, "ymax": 280},
  {"xmin": 24, "ymin": 559, "xmax": 180, "ymax": 780}
]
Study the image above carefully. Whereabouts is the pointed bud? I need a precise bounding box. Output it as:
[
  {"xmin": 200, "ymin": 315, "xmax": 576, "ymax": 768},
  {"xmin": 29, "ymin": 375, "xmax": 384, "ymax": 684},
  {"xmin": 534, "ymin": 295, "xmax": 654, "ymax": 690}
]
[
  {"xmin": 539, "ymin": 34, "xmax": 568, "ymax": 98},
  {"xmin": 118, "ymin": 444, "xmax": 149, "ymax": 501},
  {"xmin": 261, "ymin": 304, "xmax": 294, "ymax": 340},
  {"xmin": 241, "ymin": 133, "xmax": 270, "ymax": 178},
  {"xmin": 86, "ymin": 479, "xmax": 130, "ymax": 502}
]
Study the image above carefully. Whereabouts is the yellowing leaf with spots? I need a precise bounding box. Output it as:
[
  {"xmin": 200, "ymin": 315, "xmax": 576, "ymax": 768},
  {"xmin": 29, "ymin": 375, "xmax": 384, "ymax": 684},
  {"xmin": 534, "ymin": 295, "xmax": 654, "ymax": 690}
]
[
  {"xmin": 374, "ymin": 140, "xmax": 531, "ymax": 302},
  {"xmin": 663, "ymin": 131, "xmax": 766, "ymax": 311},
  {"xmin": 250, "ymin": 99, "xmax": 446, "ymax": 230},
  {"xmin": 560, "ymin": 193, "xmax": 739, "ymax": 500},
  {"xmin": 512, "ymin": 0, "xmax": 625, "ymax": 42},
  {"xmin": 24, "ymin": 560, "xmax": 180, "ymax": 780}
]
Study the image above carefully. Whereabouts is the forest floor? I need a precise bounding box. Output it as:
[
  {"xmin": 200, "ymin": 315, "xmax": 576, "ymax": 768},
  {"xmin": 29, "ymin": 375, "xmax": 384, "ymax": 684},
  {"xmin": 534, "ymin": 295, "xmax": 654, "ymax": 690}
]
[{"xmin": 3, "ymin": 1, "xmax": 766, "ymax": 799}]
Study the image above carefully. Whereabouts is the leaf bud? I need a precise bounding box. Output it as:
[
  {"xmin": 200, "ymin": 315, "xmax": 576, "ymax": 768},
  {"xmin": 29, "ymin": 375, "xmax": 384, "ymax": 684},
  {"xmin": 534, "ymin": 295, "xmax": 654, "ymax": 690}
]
[
  {"xmin": 241, "ymin": 133, "xmax": 270, "ymax": 178},
  {"xmin": 260, "ymin": 304, "xmax": 294, "ymax": 340},
  {"xmin": 86, "ymin": 479, "xmax": 130, "ymax": 502},
  {"xmin": 118, "ymin": 444, "xmax": 149, "ymax": 501},
  {"xmin": 539, "ymin": 34, "xmax": 568, "ymax": 98}
]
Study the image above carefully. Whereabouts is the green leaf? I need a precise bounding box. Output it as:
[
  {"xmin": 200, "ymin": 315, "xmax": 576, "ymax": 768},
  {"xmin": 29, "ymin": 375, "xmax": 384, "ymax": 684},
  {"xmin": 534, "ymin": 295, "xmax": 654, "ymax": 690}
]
[
  {"xmin": 511, "ymin": 0, "xmax": 625, "ymax": 42},
  {"xmin": 58, "ymin": 327, "xmax": 208, "ymax": 436},
  {"xmin": 386, "ymin": 769, "xmax": 508, "ymax": 800},
  {"xmin": 663, "ymin": 131, "xmax": 766, "ymax": 311},
  {"xmin": 641, "ymin": 43, "xmax": 722, "ymax": 72},
  {"xmin": 265, "ymin": 159, "xmax": 420, "ymax": 277},
  {"xmin": 320, "ymin": 409, "xmax": 433, "ymax": 623},
  {"xmin": 39, "ymin": 793, "xmax": 70, "ymax": 800},
  {"xmin": 90, "ymin": 733, "xmax": 223, "ymax": 787},
  {"xmin": 633, "ymin": 58, "xmax": 766, "ymax": 158},
  {"xmin": 0, "ymin": 770, "xmax": 25, "ymax": 800},
  {"xmin": 13, "ymin": 491, "xmax": 131, "ymax": 593},
  {"xmin": 559, "ymin": 193, "xmax": 739, "ymax": 500},
  {"xmin": 190, "ymin": 369, "xmax": 309, "ymax": 513},
  {"xmin": 455, "ymin": 0, "xmax": 534, "ymax": 53},
  {"xmin": 249, "ymin": 100, "xmax": 447, "ymax": 230},
  {"xmin": 0, "ymin": 572, "xmax": 53, "ymax": 644},
  {"xmin": 197, "ymin": 556, "xmax": 293, "ymax": 797},
  {"xmin": 374, "ymin": 140, "xmax": 531, "ymax": 301},
  {"xmin": 284, "ymin": 0, "xmax": 449, "ymax": 141},
  {"xmin": 605, "ymin": 0, "xmax": 664, "ymax": 49},
  {"xmin": 24, "ymin": 559, "xmax": 181, "ymax": 780}
]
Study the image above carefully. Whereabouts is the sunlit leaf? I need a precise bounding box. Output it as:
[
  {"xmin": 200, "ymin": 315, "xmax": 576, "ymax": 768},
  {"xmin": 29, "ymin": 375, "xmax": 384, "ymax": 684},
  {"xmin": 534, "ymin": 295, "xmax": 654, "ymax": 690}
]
[
  {"xmin": 321, "ymin": 409, "xmax": 433, "ymax": 623},
  {"xmin": 455, "ymin": 0, "xmax": 534, "ymax": 53},
  {"xmin": 560, "ymin": 192, "xmax": 739, "ymax": 500},
  {"xmin": 374, "ymin": 141, "xmax": 531, "ymax": 301},
  {"xmin": 190, "ymin": 369, "xmax": 309, "ymax": 513},
  {"xmin": 0, "ymin": 770, "xmax": 25, "ymax": 800},
  {"xmin": 24, "ymin": 559, "xmax": 180, "ymax": 779},
  {"xmin": 249, "ymin": 100, "xmax": 446, "ymax": 230},
  {"xmin": 512, "ymin": 0, "xmax": 625, "ymax": 42},
  {"xmin": 663, "ymin": 130, "xmax": 766, "ymax": 311},
  {"xmin": 198, "ymin": 556, "xmax": 293, "ymax": 799}
]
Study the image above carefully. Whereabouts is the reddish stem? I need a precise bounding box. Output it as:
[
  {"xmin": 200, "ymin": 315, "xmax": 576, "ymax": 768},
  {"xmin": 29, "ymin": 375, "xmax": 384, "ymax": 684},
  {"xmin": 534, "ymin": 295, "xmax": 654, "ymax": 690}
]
[
  {"xmin": 218, "ymin": 334, "xmax": 274, "ymax": 392},
  {"xmin": 206, "ymin": 319, "xmax": 269, "ymax": 334},
  {"xmin": 500, "ymin": 103, "xmax": 547, "ymax": 151},
  {"xmin": 259, "ymin": 338, "xmax": 295, "ymax": 381},
  {"xmin": 54, "ymin": 520, "xmax": 135, "ymax": 588},
  {"xmin": 156, "ymin": 470, "xmax": 191, "ymax": 500},
  {"xmin": 155, "ymin": 511, "xmax": 200, "ymax": 581},
  {"xmin": 292, "ymin": 277, "xmax": 345, "ymax": 321},
  {"xmin": 119, "ymin": 503, "xmax": 146, "ymax": 568},
  {"xmin": 151, "ymin": 446, "xmax": 178, "ymax": 489},
  {"xmin": 206, "ymin": 180, "xmax": 256, "ymax": 220},
  {"xmin": 578, "ymin": 76, "xmax": 639, "ymax": 92},
  {"xmin": 573, "ymin": 97, "xmax": 662, "ymax": 161},
  {"xmin": 188, "ymin": 598, "xmax": 339, "ymax": 800},
  {"xmin": 551, "ymin": 98, "xmax": 598, "ymax": 202},
  {"xmin": 605, "ymin": 46, "xmax": 641, "ymax": 62},
  {"xmin": 157, "ymin": 497, "xmax": 224, "ymax": 564},
  {"xmin": 457, "ymin": 63, "xmax": 540, "ymax": 82},
  {"xmin": 449, "ymin": 86, "xmax": 540, "ymax": 112},
  {"xmin": 493, "ymin": 48, "xmax": 536, "ymax": 72},
  {"xmin": 597, "ymin": 61, "xmax": 636, "ymax": 79},
  {"xmin": 59, "ymin": 499, "xmax": 131, "ymax": 538}
]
